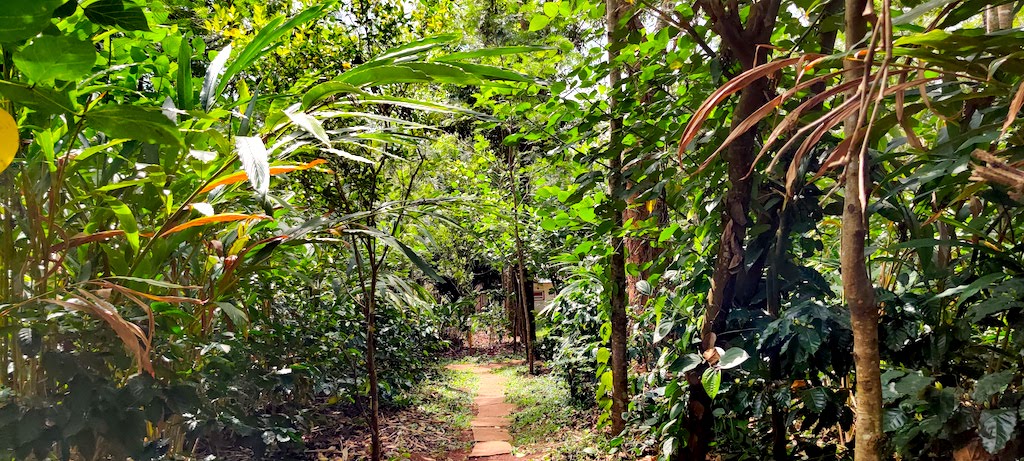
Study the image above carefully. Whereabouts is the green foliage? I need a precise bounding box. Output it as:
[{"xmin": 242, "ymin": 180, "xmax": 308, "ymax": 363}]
[{"xmin": 4, "ymin": 0, "xmax": 1024, "ymax": 460}]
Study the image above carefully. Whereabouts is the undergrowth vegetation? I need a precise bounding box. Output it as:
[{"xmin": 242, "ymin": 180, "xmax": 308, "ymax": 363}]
[{"xmin": 498, "ymin": 364, "xmax": 610, "ymax": 459}]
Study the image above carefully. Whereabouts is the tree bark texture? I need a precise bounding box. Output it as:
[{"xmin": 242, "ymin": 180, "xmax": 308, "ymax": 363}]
[
  {"xmin": 624, "ymin": 196, "xmax": 667, "ymax": 309},
  {"xmin": 985, "ymin": 4, "xmax": 1014, "ymax": 32},
  {"xmin": 606, "ymin": 0, "xmax": 630, "ymax": 436},
  {"xmin": 842, "ymin": 1, "xmax": 883, "ymax": 460}
]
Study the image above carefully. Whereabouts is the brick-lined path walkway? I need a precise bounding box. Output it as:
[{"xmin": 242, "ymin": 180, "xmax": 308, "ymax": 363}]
[{"xmin": 445, "ymin": 363, "xmax": 516, "ymax": 458}]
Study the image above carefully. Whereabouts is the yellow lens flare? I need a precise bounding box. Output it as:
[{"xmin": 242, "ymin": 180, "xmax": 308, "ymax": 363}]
[{"xmin": 0, "ymin": 108, "xmax": 17, "ymax": 174}]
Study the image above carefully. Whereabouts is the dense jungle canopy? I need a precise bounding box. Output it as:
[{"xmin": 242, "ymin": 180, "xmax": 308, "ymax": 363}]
[{"xmin": 3, "ymin": 0, "xmax": 1024, "ymax": 460}]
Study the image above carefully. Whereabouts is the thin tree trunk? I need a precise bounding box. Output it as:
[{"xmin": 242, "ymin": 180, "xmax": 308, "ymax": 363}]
[
  {"xmin": 843, "ymin": 1, "xmax": 882, "ymax": 460},
  {"xmin": 606, "ymin": 0, "xmax": 630, "ymax": 435},
  {"xmin": 506, "ymin": 144, "xmax": 535, "ymax": 373},
  {"xmin": 502, "ymin": 266, "xmax": 518, "ymax": 351},
  {"xmin": 624, "ymin": 192, "xmax": 667, "ymax": 309},
  {"xmin": 365, "ymin": 273, "xmax": 382, "ymax": 460}
]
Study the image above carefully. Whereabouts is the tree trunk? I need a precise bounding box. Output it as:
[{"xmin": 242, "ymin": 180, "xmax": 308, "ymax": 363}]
[
  {"xmin": 842, "ymin": 1, "xmax": 883, "ymax": 460},
  {"xmin": 683, "ymin": 1, "xmax": 782, "ymax": 457},
  {"xmin": 683, "ymin": 76, "xmax": 768, "ymax": 461},
  {"xmin": 623, "ymin": 6, "xmax": 668, "ymax": 313},
  {"xmin": 985, "ymin": 4, "xmax": 1014, "ymax": 32},
  {"xmin": 502, "ymin": 266, "xmax": 518, "ymax": 350},
  {"xmin": 507, "ymin": 143, "xmax": 536, "ymax": 373},
  {"xmin": 624, "ymin": 193, "xmax": 667, "ymax": 309},
  {"xmin": 365, "ymin": 272, "xmax": 382, "ymax": 460},
  {"xmin": 606, "ymin": 0, "xmax": 630, "ymax": 435}
]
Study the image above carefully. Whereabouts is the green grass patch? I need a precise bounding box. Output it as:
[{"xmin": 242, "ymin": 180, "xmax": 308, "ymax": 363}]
[
  {"xmin": 497, "ymin": 364, "xmax": 611, "ymax": 457},
  {"xmin": 409, "ymin": 364, "xmax": 478, "ymax": 430}
]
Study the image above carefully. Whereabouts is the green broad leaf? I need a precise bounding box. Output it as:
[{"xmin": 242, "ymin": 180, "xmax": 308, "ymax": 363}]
[
  {"xmin": 718, "ymin": 347, "xmax": 750, "ymax": 370},
  {"xmin": 669, "ymin": 354, "xmax": 701, "ymax": 374},
  {"xmin": 528, "ymin": 14, "xmax": 550, "ymax": 31},
  {"xmin": 701, "ymin": 368, "xmax": 722, "ymax": 399},
  {"xmin": 53, "ymin": 0, "xmax": 79, "ymax": 18},
  {"xmin": 358, "ymin": 96, "xmax": 493, "ymax": 120},
  {"xmin": 67, "ymin": 139, "xmax": 127, "ymax": 166},
  {"xmin": 892, "ymin": 0, "xmax": 958, "ymax": 25},
  {"xmin": 883, "ymin": 408, "xmax": 909, "ymax": 432},
  {"xmin": 14, "ymin": 35, "xmax": 98, "ymax": 84},
  {"xmin": 596, "ymin": 347, "xmax": 610, "ymax": 364},
  {"xmin": 106, "ymin": 198, "xmax": 139, "ymax": 252},
  {"xmin": 801, "ymin": 387, "xmax": 828, "ymax": 413},
  {"xmin": 661, "ymin": 437, "xmax": 676, "ymax": 458},
  {"xmin": 436, "ymin": 46, "xmax": 551, "ymax": 61},
  {"xmin": 0, "ymin": 0, "xmax": 65, "ymax": 43},
  {"xmin": 893, "ymin": 371, "xmax": 934, "ymax": 397},
  {"xmin": 301, "ymin": 81, "xmax": 365, "ymax": 109},
  {"xmin": 215, "ymin": 302, "xmax": 249, "ymax": 328},
  {"xmin": 336, "ymin": 65, "xmax": 430, "ymax": 87},
  {"xmin": 542, "ymin": 2, "xmax": 559, "ymax": 17},
  {"xmin": 969, "ymin": 297, "xmax": 1024, "ymax": 323},
  {"xmin": 635, "ymin": 280, "xmax": 653, "ymax": 296},
  {"xmin": 974, "ymin": 370, "xmax": 1015, "ymax": 402},
  {"xmin": 447, "ymin": 62, "xmax": 538, "ymax": 83},
  {"xmin": 370, "ymin": 33, "xmax": 460, "ymax": 63},
  {"xmin": 0, "ymin": 80, "xmax": 77, "ymax": 114},
  {"xmin": 104, "ymin": 276, "xmax": 196, "ymax": 289},
  {"xmin": 658, "ymin": 224, "xmax": 678, "ymax": 243},
  {"xmin": 87, "ymin": 104, "xmax": 183, "ymax": 147},
  {"xmin": 932, "ymin": 272, "xmax": 1005, "ymax": 308},
  {"xmin": 285, "ymin": 110, "xmax": 330, "ymax": 146},
  {"xmin": 235, "ymin": 136, "xmax": 270, "ymax": 196},
  {"xmin": 94, "ymin": 177, "xmax": 153, "ymax": 192},
  {"xmin": 324, "ymin": 148, "xmax": 374, "ymax": 164},
  {"xmin": 980, "ymin": 409, "xmax": 1016, "ymax": 454},
  {"xmin": 84, "ymin": 0, "xmax": 150, "ymax": 31},
  {"xmin": 653, "ymin": 318, "xmax": 673, "ymax": 343},
  {"xmin": 176, "ymin": 34, "xmax": 193, "ymax": 110},
  {"xmin": 400, "ymin": 62, "xmax": 482, "ymax": 85}
]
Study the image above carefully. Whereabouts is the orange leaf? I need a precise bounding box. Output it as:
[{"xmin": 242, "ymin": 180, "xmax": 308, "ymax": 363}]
[
  {"xmin": 99, "ymin": 281, "xmax": 203, "ymax": 305},
  {"xmin": 53, "ymin": 230, "xmax": 126, "ymax": 252},
  {"xmin": 1001, "ymin": 80, "xmax": 1024, "ymax": 140},
  {"xmin": 160, "ymin": 213, "xmax": 271, "ymax": 237},
  {"xmin": 677, "ymin": 55, "xmax": 825, "ymax": 170},
  {"xmin": 199, "ymin": 159, "xmax": 328, "ymax": 193}
]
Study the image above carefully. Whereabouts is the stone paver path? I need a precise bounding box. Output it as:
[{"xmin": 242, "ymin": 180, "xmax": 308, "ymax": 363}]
[{"xmin": 445, "ymin": 363, "xmax": 517, "ymax": 458}]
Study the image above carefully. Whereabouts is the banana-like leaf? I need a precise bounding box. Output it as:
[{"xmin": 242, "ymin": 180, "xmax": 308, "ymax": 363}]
[
  {"xmin": 160, "ymin": 213, "xmax": 270, "ymax": 237},
  {"xmin": 200, "ymin": 159, "xmax": 327, "ymax": 193},
  {"xmin": 301, "ymin": 81, "xmax": 366, "ymax": 109},
  {"xmin": 200, "ymin": 44, "xmax": 232, "ymax": 111},
  {"xmin": 436, "ymin": 45, "xmax": 552, "ymax": 61},
  {"xmin": 236, "ymin": 136, "xmax": 271, "ymax": 196}
]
